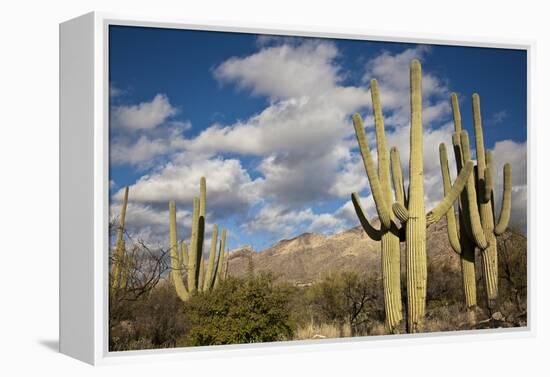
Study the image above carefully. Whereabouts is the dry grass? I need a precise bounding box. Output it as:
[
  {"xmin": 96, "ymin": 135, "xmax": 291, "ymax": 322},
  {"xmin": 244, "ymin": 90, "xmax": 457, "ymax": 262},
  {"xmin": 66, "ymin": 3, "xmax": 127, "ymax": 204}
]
[{"xmin": 294, "ymin": 322, "xmax": 351, "ymax": 340}]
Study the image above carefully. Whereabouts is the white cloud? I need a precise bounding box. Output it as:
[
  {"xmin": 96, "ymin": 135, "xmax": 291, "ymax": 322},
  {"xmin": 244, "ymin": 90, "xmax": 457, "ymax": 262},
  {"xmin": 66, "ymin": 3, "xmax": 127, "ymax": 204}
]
[
  {"xmin": 214, "ymin": 41, "xmax": 343, "ymax": 100},
  {"xmin": 243, "ymin": 203, "xmax": 348, "ymax": 238},
  {"xmin": 116, "ymin": 154, "xmax": 260, "ymax": 219},
  {"xmin": 491, "ymin": 139, "xmax": 527, "ymax": 231},
  {"xmin": 110, "ymin": 120, "xmax": 191, "ymax": 167},
  {"xmin": 111, "ymin": 94, "xmax": 177, "ymax": 130}
]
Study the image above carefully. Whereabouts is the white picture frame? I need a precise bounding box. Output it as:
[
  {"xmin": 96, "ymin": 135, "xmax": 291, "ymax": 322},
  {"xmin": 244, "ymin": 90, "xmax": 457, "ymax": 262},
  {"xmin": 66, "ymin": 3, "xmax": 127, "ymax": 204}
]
[{"xmin": 59, "ymin": 11, "xmax": 534, "ymax": 365}]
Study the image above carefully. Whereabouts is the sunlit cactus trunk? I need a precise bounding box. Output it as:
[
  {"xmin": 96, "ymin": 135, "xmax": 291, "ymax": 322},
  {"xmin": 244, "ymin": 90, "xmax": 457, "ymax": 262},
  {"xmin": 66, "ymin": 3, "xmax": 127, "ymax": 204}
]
[{"xmin": 405, "ymin": 60, "xmax": 428, "ymax": 333}]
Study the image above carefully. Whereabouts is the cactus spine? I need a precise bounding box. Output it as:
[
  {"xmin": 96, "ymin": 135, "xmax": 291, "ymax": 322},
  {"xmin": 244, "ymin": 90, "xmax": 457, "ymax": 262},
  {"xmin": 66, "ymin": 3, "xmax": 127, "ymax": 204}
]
[
  {"xmin": 383, "ymin": 60, "xmax": 474, "ymax": 332},
  {"xmin": 112, "ymin": 186, "xmax": 129, "ymax": 289},
  {"xmin": 351, "ymin": 79, "xmax": 404, "ymax": 332},
  {"xmin": 168, "ymin": 177, "xmax": 228, "ymax": 301}
]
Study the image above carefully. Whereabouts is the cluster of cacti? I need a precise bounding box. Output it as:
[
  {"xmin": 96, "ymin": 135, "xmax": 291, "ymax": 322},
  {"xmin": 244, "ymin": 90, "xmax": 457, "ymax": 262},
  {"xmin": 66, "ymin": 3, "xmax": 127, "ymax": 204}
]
[
  {"xmin": 439, "ymin": 93, "xmax": 512, "ymax": 314},
  {"xmin": 169, "ymin": 177, "xmax": 228, "ymax": 301},
  {"xmin": 111, "ymin": 186, "xmax": 129, "ymax": 290},
  {"xmin": 352, "ymin": 60, "xmax": 474, "ymax": 332}
]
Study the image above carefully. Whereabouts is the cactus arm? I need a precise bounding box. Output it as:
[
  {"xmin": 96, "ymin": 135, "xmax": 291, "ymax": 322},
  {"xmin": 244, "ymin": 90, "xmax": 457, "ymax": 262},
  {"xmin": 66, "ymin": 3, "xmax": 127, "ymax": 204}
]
[
  {"xmin": 459, "ymin": 131, "xmax": 488, "ymax": 249},
  {"xmin": 179, "ymin": 241, "xmax": 189, "ymax": 268},
  {"xmin": 451, "ymin": 93, "xmax": 463, "ymax": 133},
  {"xmin": 472, "ymin": 94, "xmax": 488, "ymax": 187},
  {"xmin": 390, "ymin": 147, "xmax": 407, "ymax": 206},
  {"xmin": 196, "ymin": 177, "xmax": 206, "ymax": 291},
  {"xmin": 392, "ymin": 202, "xmax": 409, "ymax": 223},
  {"xmin": 188, "ymin": 197, "xmax": 200, "ymax": 293},
  {"xmin": 438, "ymin": 143, "xmax": 461, "ymax": 254},
  {"xmin": 426, "ymin": 160, "xmax": 474, "ymax": 226},
  {"xmin": 371, "ymin": 79, "xmax": 394, "ymax": 213},
  {"xmin": 351, "ymin": 193, "xmax": 382, "ymax": 241},
  {"xmin": 169, "ymin": 201, "xmax": 189, "ymax": 301},
  {"xmin": 203, "ymin": 224, "xmax": 218, "ymax": 290},
  {"xmin": 352, "ymin": 113, "xmax": 392, "ymax": 229},
  {"xmin": 481, "ymin": 150, "xmax": 494, "ymax": 203},
  {"xmin": 198, "ymin": 258, "xmax": 205, "ymax": 292},
  {"xmin": 494, "ymin": 163, "xmax": 512, "ymax": 235},
  {"xmin": 224, "ymin": 251, "xmax": 230, "ymax": 279},
  {"xmin": 213, "ymin": 229, "xmax": 227, "ymax": 288}
]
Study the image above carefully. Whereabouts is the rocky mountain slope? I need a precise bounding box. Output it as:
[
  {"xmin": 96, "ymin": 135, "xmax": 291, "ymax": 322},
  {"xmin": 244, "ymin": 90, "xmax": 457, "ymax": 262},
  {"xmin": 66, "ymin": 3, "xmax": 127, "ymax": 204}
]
[{"xmin": 226, "ymin": 219, "xmax": 526, "ymax": 286}]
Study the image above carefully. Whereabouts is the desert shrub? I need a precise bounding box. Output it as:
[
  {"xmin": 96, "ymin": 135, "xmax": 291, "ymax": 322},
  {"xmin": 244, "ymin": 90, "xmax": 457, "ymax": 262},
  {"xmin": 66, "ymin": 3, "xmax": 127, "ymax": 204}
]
[
  {"xmin": 308, "ymin": 271, "xmax": 376, "ymax": 337},
  {"xmin": 184, "ymin": 274, "xmax": 295, "ymax": 346},
  {"xmin": 110, "ymin": 282, "xmax": 191, "ymax": 351},
  {"xmin": 498, "ymin": 229, "xmax": 527, "ymax": 315}
]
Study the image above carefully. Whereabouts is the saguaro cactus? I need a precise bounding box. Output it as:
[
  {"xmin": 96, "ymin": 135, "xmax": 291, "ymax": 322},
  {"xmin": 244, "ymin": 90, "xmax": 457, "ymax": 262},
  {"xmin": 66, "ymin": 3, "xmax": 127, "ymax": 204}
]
[
  {"xmin": 351, "ymin": 79, "xmax": 405, "ymax": 332},
  {"xmin": 168, "ymin": 177, "xmax": 228, "ymax": 301},
  {"xmin": 437, "ymin": 93, "xmax": 487, "ymax": 315},
  {"xmin": 112, "ymin": 186, "xmax": 129, "ymax": 290},
  {"xmin": 461, "ymin": 93, "xmax": 512, "ymax": 313},
  {"xmin": 443, "ymin": 93, "xmax": 513, "ymax": 313},
  {"xmin": 388, "ymin": 60, "xmax": 474, "ymax": 332}
]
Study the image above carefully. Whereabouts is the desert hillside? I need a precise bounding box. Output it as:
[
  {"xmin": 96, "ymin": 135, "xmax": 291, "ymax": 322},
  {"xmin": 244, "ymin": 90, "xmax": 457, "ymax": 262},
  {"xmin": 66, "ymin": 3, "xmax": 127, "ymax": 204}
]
[{"xmin": 226, "ymin": 218, "xmax": 525, "ymax": 287}]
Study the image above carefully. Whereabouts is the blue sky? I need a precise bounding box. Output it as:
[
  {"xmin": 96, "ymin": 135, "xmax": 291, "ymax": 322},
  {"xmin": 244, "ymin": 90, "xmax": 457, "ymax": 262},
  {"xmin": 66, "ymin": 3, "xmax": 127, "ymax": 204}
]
[{"xmin": 108, "ymin": 25, "xmax": 527, "ymax": 251}]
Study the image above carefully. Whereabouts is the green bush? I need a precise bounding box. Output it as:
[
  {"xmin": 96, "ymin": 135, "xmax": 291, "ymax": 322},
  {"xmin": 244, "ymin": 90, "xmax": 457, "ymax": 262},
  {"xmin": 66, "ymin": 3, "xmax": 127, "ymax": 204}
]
[{"xmin": 185, "ymin": 274, "xmax": 294, "ymax": 346}]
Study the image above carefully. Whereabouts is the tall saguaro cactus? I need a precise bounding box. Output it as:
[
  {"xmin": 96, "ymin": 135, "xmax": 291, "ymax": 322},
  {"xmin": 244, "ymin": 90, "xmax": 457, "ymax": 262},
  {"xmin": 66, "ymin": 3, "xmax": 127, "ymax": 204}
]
[
  {"xmin": 437, "ymin": 93, "xmax": 486, "ymax": 314},
  {"xmin": 168, "ymin": 177, "xmax": 228, "ymax": 301},
  {"xmin": 442, "ymin": 93, "xmax": 512, "ymax": 312},
  {"xmin": 472, "ymin": 93, "xmax": 513, "ymax": 312},
  {"xmin": 351, "ymin": 79, "xmax": 405, "ymax": 332},
  {"xmin": 353, "ymin": 60, "xmax": 473, "ymax": 332},
  {"xmin": 387, "ymin": 60, "xmax": 474, "ymax": 332}
]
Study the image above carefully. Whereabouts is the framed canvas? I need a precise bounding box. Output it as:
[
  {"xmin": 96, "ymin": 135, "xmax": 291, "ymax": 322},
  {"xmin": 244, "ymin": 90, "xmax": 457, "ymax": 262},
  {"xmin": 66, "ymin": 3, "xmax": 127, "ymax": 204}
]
[{"xmin": 59, "ymin": 12, "xmax": 532, "ymax": 365}]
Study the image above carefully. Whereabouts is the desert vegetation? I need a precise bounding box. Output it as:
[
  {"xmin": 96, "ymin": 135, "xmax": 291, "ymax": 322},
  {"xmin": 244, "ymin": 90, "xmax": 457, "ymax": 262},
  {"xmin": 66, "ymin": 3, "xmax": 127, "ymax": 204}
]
[{"xmin": 109, "ymin": 59, "xmax": 526, "ymax": 351}]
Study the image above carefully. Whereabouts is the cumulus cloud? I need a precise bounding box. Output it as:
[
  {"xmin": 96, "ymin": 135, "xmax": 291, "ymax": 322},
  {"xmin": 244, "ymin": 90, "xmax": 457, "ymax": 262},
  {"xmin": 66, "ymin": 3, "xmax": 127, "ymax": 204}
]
[
  {"xmin": 116, "ymin": 154, "xmax": 260, "ymax": 220},
  {"xmin": 243, "ymin": 203, "xmax": 349, "ymax": 238},
  {"xmin": 111, "ymin": 94, "xmax": 177, "ymax": 130},
  {"xmin": 491, "ymin": 139, "xmax": 527, "ymax": 231},
  {"xmin": 110, "ymin": 121, "xmax": 190, "ymax": 167},
  {"xmin": 214, "ymin": 41, "xmax": 343, "ymax": 100}
]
